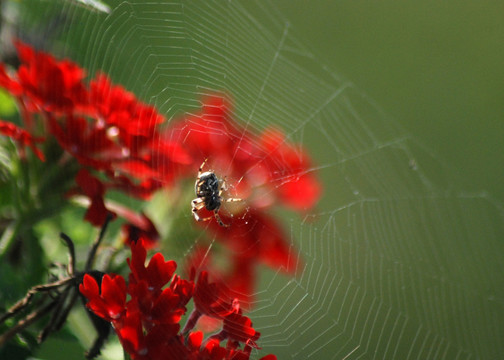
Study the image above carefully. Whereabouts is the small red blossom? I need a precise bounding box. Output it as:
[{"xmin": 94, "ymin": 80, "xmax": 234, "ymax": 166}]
[
  {"xmin": 170, "ymin": 275, "xmax": 195, "ymax": 310},
  {"xmin": 200, "ymin": 338, "xmax": 228, "ymax": 360},
  {"xmin": 47, "ymin": 114, "xmax": 117, "ymax": 171},
  {"xmin": 79, "ymin": 273, "xmax": 126, "ymax": 322},
  {"xmin": 128, "ymin": 239, "xmax": 177, "ymax": 290}
]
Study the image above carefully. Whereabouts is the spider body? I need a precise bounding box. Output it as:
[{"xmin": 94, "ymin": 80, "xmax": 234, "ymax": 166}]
[
  {"xmin": 191, "ymin": 159, "xmax": 242, "ymax": 227},
  {"xmin": 195, "ymin": 172, "xmax": 221, "ymax": 211}
]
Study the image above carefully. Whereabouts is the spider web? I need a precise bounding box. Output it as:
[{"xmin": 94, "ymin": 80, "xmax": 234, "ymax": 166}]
[{"xmin": 16, "ymin": 0, "xmax": 504, "ymax": 359}]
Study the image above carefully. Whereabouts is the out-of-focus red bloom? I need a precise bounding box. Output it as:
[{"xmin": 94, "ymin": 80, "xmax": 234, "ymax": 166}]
[
  {"xmin": 89, "ymin": 73, "xmax": 163, "ymax": 141},
  {"xmin": 79, "ymin": 273, "xmax": 126, "ymax": 322},
  {"xmin": 15, "ymin": 41, "xmax": 88, "ymax": 113},
  {"xmin": 47, "ymin": 114, "xmax": 117, "ymax": 170},
  {"xmin": 0, "ymin": 65, "xmax": 22, "ymax": 95},
  {"xmin": 259, "ymin": 127, "xmax": 322, "ymax": 210},
  {"xmin": 75, "ymin": 169, "xmax": 115, "ymax": 226},
  {"xmin": 193, "ymin": 271, "xmax": 234, "ymax": 319},
  {"xmin": 212, "ymin": 210, "xmax": 300, "ymax": 274},
  {"xmin": 170, "ymin": 274, "xmax": 195, "ymax": 311},
  {"xmin": 188, "ymin": 209, "xmax": 301, "ymax": 307},
  {"xmin": 0, "ymin": 41, "xmax": 193, "ymax": 228},
  {"xmin": 165, "ymin": 95, "xmax": 321, "ymax": 211},
  {"xmin": 222, "ymin": 312, "xmax": 260, "ymax": 346},
  {"xmin": 165, "ymin": 95, "xmax": 320, "ymax": 303},
  {"xmin": 122, "ymin": 212, "xmax": 160, "ymax": 249},
  {"xmin": 0, "ymin": 119, "xmax": 45, "ymax": 161}
]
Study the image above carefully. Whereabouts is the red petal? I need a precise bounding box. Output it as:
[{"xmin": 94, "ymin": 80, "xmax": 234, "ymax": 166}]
[{"xmin": 146, "ymin": 253, "xmax": 177, "ymax": 289}]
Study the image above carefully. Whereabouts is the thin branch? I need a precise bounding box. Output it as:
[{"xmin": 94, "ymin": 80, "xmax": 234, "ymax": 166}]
[
  {"xmin": 60, "ymin": 232, "xmax": 76, "ymax": 276},
  {"xmin": 0, "ymin": 299, "xmax": 57, "ymax": 347},
  {"xmin": 85, "ymin": 213, "xmax": 112, "ymax": 272},
  {"xmin": 0, "ymin": 277, "xmax": 72, "ymax": 325},
  {"xmin": 38, "ymin": 285, "xmax": 75, "ymax": 343}
]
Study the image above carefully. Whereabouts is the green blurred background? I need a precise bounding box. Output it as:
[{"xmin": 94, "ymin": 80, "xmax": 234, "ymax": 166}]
[{"xmin": 272, "ymin": 0, "xmax": 504, "ymax": 203}]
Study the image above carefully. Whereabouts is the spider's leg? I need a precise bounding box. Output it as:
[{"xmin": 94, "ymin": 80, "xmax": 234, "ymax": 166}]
[
  {"xmin": 214, "ymin": 211, "xmax": 229, "ymax": 227},
  {"xmin": 192, "ymin": 199, "xmax": 206, "ymax": 217},
  {"xmin": 198, "ymin": 158, "xmax": 209, "ymax": 178},
  {"xmin": 219, "ymin": 176, "xmax": 228, "ymax": 196},
  {"xmin": 192, "ymin": 197, "xmax": 205, "ymax": 207},
  {"xmin": 193, "ymin": 211, "xmax": 214, "ymax": 222},
  {"xmin": 192, "ymin": 199, "xmax": 212, "ymax": 222},
  {"xmin": 225, "ymin": 197, "xmax": 243, "ymax": 203}
]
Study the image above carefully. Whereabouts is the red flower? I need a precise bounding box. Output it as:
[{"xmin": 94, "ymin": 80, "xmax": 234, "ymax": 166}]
[
  {"xmin": 79, "ymin": 273, "xmax": 126, "ymax": 322},
  {"xmin": 15, "ymin": 41, "xmax": 88, "ymax": 113},
  {"xmin": 199, "ymin": 338, "xmax": 228, "ymax": 360},
  {"xmin": 75, "ymin": 169, "xmax": 115, "ymax": 226},
  {"xmin": 165, "ymin": 93, "xmax": 319, "ymax": 305},
  {"xmin": 170, "ymin": 275, "xmax": 195, "ymax": 310},
  {"xmin": 0, "ymin": 119, "xmax": 45, "ymax": 161},
  {"xmin": 211, "ymin": 210, "xmax": 300, "ymax": 274},
  {"xmin": 89, "ymin": 73, "xmax": 163, "ymax": 144},
  {"xmin": 115, "ymin": 309, "xmax": 143, "ymax": 355},
  {"xmin": 0, "ymin": 41, "xmax": 196, "ymax": 232},
  {"xmin": 122, "ymin": 212, "xmax": 160, "ymax": 249},
  {"xmin": 47, "ymin": 114, "xmax": 117, "ymax": 170},
  {"xmin": 259, "ymin": 127, "xmax": 322, "ymax": 210},
  {"xmin": 193, "ymin": 271, "xmax": 233, "ymax": 319},
  {"xmin": 127, "ymin": 239, "xmax": 177, "ymax": 291},
  {"xmin": 222, "ymin": 312, "xmax": 260, "ymax": 345},
  {"xmin": 80, "ymin": 240, "xmax": 275, "ymax": 360},
  {"xmin": 165, "ymin": 94, "xmax": 321, "ymax": 212},
  {"xmin": 0, "ymin": 64, "xmax": 22, "ymax": 95}
]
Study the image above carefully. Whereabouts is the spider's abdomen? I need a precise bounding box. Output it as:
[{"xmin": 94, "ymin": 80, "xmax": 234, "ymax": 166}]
[
  {"xmin": 195, "ymin": 172, "xmax": 222, "ymax": 211},
  {"xmin": 205, "ymin": 195, "xmax": 221, "ymax": 211}
]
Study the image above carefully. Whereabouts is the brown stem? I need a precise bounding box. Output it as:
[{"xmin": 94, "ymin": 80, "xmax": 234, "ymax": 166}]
[
  {"xmin": 0, "ymin": 299, "xmax": 57, "ymax": 347},
  {"xmin": 85, "ymin": 213, "xmax": 112, "ymax": 271}
]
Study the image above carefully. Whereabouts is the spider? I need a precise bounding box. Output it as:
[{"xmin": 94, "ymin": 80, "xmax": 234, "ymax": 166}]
[
  {"xmin": 0, "ymin": 216, "xmax": 113, "ymax": 359},
  {"xmin": 191, "ymin": 159, "xmax": 242, "ymax": 227}
]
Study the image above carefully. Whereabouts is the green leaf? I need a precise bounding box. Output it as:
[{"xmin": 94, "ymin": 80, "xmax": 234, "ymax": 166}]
[{"xmin": 0, "ymin": 89, "xmax": 17, "ymax": 118}]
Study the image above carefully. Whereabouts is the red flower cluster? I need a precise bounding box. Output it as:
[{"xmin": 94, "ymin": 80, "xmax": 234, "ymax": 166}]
[
  {"xmin": 0, "ymin": 41, "xmax": 190, "ymax": 230},
  {"xmin": 0, "ymin": 42, "xmax": 321, "ymax": 356},
  {"xmin": 166, "ymin": 95, "xmax": 322, "ymax": 305},
  {"xmin": 80, "ymin": 239, "xmax": 276, "ymax": 360}
]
